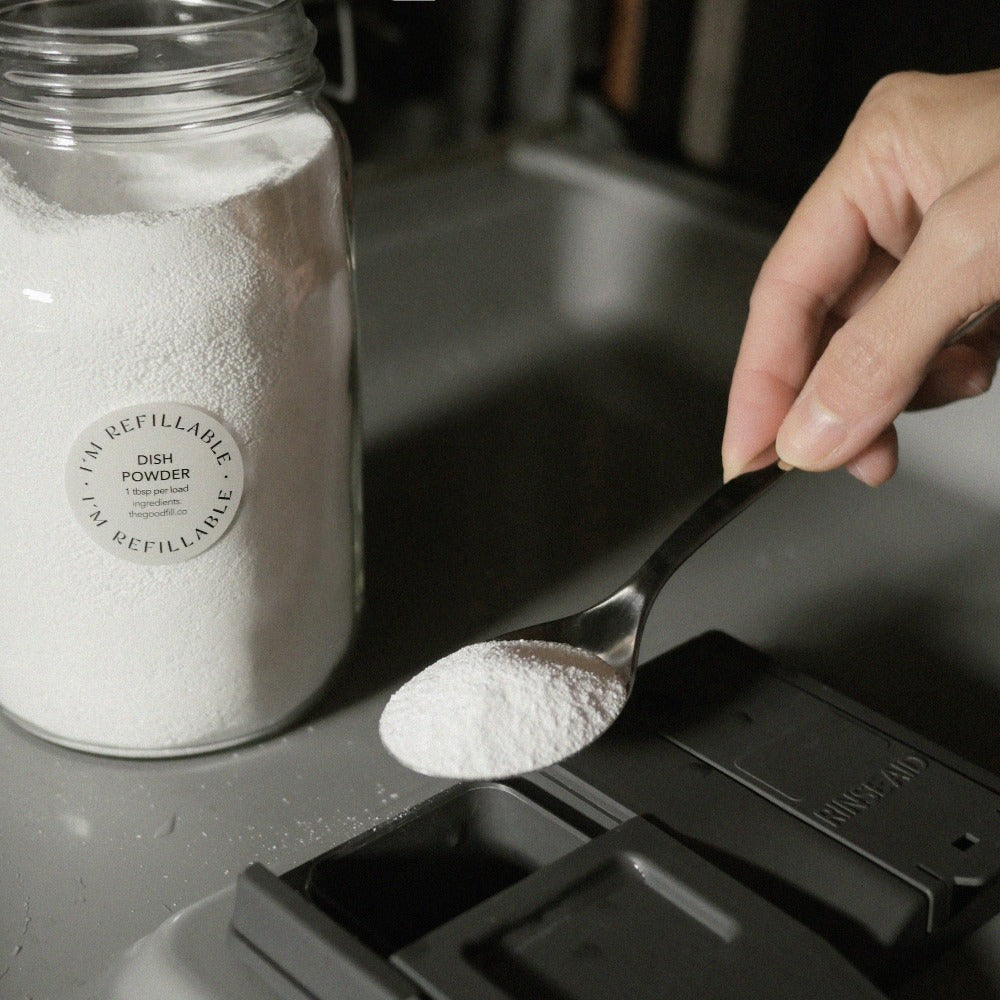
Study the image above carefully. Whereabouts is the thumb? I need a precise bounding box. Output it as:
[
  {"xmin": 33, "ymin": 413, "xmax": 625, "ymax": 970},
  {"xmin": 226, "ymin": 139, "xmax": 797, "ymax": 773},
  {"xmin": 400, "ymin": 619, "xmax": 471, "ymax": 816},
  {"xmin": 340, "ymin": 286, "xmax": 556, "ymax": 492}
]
[{"xmin": 775, "ymin": 168, "xmax": 1000, "ymax": 472}]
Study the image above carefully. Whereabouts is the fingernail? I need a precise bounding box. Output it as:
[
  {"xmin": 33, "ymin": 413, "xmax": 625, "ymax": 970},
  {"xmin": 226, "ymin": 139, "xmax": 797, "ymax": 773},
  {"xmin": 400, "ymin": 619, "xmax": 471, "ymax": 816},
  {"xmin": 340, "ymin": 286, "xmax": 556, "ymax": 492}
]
[
  {"xmin": 721, "ymin": 443, "xmax": 747, "ymax": 483},
  {"xmin": 775, "ymin": 391, "xmax": 849, "ymax": 470},
  {"xmin": 846, "ymin": 458, "xmax": 876, "ymax": 486},
  {"xmin": 963, "ymin": 371, "xmax": 992, "ymax": 398},
  {"xmin": 723, "ymin": 443, "xmax": 778, "ymax": 482}
]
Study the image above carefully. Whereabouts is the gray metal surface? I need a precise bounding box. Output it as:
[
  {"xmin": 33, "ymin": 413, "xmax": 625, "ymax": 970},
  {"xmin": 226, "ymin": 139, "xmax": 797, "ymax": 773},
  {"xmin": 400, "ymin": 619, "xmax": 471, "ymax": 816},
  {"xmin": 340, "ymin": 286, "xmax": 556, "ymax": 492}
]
[{"xmin": 3, "ymin": 138, "xmax": 1000, "ymax": 999}]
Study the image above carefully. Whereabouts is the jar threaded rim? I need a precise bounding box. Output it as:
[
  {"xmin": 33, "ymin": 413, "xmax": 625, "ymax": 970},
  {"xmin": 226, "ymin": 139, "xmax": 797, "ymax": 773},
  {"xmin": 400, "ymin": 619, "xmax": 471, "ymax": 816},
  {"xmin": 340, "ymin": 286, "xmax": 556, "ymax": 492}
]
[{"xmin": 0, "ymin": 0, "xmax": 324, "ymax": 133}]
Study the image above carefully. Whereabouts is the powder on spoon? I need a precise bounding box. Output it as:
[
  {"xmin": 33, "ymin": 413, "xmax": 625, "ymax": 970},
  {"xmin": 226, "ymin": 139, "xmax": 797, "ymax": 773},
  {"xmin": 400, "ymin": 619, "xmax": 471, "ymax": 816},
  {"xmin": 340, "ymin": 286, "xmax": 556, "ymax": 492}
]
[{"xmin": 378, "ymin": 639, "xmax": 628, "ymax": 779}]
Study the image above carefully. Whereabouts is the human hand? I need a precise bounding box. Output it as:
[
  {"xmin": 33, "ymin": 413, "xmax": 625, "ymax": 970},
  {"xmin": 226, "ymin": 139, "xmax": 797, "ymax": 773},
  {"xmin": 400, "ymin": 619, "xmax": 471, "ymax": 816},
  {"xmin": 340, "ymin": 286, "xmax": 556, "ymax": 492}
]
[{"xmin": 722, "ymin": 69, "xmax": 1000, "ymax": 486}]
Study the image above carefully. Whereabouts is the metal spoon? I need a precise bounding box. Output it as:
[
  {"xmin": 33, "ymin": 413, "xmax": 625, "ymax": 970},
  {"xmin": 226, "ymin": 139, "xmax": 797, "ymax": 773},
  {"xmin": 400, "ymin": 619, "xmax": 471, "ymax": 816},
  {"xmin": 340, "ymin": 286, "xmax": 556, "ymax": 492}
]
[
  {"xmin": 379, "ymin": 462, "xmax": 786, "ymax": 780},
  {"xmin": 497, "ymin": 462, "xmax": 786, "ymax": 696}
]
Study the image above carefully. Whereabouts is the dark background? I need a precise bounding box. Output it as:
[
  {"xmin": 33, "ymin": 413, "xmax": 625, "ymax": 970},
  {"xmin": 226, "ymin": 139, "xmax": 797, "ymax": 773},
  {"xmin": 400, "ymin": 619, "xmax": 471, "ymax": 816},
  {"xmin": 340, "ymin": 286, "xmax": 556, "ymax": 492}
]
[{"xmin": 308, "ymin": 0, "xmax": 1000, "ymax": 207}]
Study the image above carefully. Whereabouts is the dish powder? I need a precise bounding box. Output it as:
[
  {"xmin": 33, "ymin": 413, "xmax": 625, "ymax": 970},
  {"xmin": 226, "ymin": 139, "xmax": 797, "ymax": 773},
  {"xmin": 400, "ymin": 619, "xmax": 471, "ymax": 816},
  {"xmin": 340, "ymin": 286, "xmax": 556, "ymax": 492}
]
[{"xmin": 0, "ymin": 1, "xmax": 361, "ymax": 755}]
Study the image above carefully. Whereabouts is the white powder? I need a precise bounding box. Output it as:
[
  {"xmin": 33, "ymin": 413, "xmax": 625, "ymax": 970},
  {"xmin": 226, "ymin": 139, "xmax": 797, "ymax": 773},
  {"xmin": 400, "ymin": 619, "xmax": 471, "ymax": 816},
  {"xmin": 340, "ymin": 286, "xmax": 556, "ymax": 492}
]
[
  {"xmin": 379, "ymin": 639, "xmax": 628, "ymax": 779},
  {"xmin": 0, "ymin": 112, "xmax": 358, "ymax": 754}
]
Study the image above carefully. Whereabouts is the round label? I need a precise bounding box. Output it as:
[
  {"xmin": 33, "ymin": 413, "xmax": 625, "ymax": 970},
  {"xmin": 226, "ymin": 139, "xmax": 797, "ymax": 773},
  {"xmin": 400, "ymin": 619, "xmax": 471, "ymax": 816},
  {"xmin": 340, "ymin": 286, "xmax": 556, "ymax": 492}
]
[{"xmin": 66, "ymin": 403, "xmax": 245, "ymax": 565}]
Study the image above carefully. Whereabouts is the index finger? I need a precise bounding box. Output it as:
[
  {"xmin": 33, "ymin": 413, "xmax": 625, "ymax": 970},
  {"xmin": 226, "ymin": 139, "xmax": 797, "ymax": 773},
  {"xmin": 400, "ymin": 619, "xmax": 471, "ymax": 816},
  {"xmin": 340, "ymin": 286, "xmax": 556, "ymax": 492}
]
[
  {"xmin": 722, "ymin": 171, "xmax": 874, "ymax": 479},
  {"xmin": 722, "ymin": 143, "xmax": 920, "ymax": 480}
]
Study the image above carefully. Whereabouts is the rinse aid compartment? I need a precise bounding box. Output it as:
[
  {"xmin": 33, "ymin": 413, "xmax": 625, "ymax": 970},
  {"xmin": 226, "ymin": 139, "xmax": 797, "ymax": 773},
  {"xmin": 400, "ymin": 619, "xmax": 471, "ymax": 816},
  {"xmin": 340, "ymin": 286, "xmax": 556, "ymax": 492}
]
[{"xmin": 229, "ymin": 633, "xmax": 1000, "ymax": 1000}]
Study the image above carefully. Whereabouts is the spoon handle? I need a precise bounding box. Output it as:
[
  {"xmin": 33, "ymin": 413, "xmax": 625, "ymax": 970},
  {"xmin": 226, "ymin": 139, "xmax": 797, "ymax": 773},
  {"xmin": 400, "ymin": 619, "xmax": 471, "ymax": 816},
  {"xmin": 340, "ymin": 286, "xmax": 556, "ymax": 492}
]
[{"xmin": 630, "ymin": 462, "xmax": 786, "ymax": 604}]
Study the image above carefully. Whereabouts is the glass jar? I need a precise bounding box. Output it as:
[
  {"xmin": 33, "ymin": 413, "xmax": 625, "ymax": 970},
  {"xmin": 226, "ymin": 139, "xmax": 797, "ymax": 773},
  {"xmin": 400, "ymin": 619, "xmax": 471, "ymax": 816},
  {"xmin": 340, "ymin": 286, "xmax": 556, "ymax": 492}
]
[{"xmin": 0, "ymin": 0, "xmax": 362, "ymax": 755}]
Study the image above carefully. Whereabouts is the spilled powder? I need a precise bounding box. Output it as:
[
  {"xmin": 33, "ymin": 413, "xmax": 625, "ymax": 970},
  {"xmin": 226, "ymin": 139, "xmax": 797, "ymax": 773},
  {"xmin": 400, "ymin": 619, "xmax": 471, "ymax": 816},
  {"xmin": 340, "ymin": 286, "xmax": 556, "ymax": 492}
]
[{"xmin": 379, "ymin": 639, "xmax": 628, "ymax": 779}]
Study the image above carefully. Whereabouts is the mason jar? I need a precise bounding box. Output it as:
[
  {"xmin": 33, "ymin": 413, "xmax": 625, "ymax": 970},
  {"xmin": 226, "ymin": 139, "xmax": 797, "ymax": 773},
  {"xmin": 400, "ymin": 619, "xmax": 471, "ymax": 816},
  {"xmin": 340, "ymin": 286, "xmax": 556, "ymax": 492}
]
[{"xmin": 0, "ymin": 0, "xmax": 362, "ymax": 755}]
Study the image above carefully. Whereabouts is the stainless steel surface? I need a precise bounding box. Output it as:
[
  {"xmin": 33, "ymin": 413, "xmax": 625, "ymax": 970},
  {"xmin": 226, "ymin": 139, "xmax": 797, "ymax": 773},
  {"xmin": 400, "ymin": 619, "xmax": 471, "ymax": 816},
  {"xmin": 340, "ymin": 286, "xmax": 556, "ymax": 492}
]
[
  {"xmin": 2, "ymin": 137, "xmax": 1000, "ymax": 999},
  {"xmin": 503, "ymin": 462, "xmax": 785, "ymax": 682}
]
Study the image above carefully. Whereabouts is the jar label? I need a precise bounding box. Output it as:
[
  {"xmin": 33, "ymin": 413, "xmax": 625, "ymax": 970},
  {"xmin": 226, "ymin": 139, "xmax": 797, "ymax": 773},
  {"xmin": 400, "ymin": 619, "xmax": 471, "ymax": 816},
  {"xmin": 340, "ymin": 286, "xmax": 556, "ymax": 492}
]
[{"xmin": 66, "ymin": 403, "xmax": 245, "ymax": 565}]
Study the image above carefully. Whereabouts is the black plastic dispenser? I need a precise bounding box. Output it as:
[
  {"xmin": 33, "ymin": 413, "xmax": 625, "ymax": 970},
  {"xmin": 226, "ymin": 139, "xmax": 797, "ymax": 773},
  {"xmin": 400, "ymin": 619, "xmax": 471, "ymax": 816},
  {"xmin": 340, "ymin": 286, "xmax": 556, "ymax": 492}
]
[{"xmin": 230, "ymin": 632, "xmax": 1000, "ymax": 999}]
